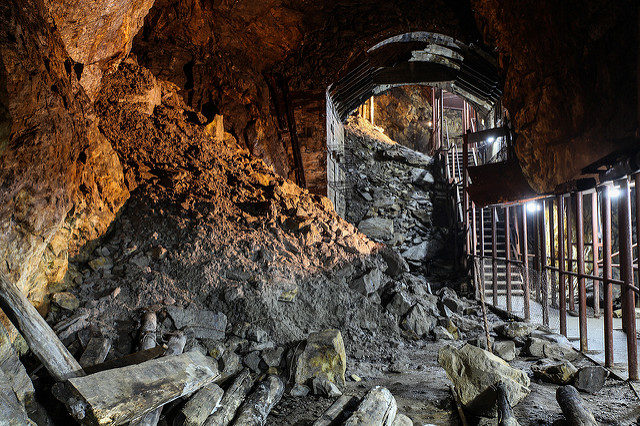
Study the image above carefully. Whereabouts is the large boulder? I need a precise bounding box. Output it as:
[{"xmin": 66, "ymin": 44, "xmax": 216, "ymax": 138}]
[
  {"xmin": 495, "ymin": 322, "xmax": 535, "ymax": 340},
  {"xmin": 531, "ymin": 359, "xmax": 577, "ymax": 385},
  {"xmin": 294, "ymin": 329, "xmax": 346, "ymax": 387},
  {"xmin": 350, "ymin": 268, "xmax": 383, "ymax": 296},
  {"xmin": 401, "ymin": 304, "xmax": 436, "ymax": 338},
  {"xmin": 358, "ymin": 217, "xmax": 394, "ymax": 241},
  {"xmin": 525, "ymin": 337, "xmax": 578, "ymax": 361},
  {"xmin": 438, "ymin": 344, "xmax": 530, "ymax": 415}
]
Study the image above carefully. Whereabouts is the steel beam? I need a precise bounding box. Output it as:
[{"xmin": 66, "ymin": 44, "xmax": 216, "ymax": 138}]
[
  {"xmin": 505, "ymin": 206, "xmax": 512, "ymax": 312},
  {"xmin": 592, "ymin": 192, "xmax": 600, "ymax": 317},
  {"xmin": 522, "ymin": 204, "xmax": 530, "ymax": 320},
  {"xmin": 492, "ymin": 206, "xmax": 498, "ymax": 306},
  {"xmin": 601, "ymin": 186, "xmax": 614, "ymax": 367},
  {"xmin": 557, "ymin": 195, "xmax": 567, "ymax": 336},
  {"xmin": 574, "ymin": 192, "xmax": 587, "ymax": 352}
]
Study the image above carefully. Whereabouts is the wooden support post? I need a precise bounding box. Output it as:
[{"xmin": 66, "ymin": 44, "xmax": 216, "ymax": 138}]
[
  {"xmin": 556, "ymin": 385, "xmax": 598, "ymax": 426},
  {"xmin": 369, "ymin": 97, "xmax": 375, "ymax": 126},
  {"xmin": 79, "ymin": 337, "xmax": 112, "ymax": 369},
  {"xmin": 618, "ymin": 178, "xmax": 638, "ymax": 380},
  {"xmin": 566, "ymin": 196, "xmax": 576, "ymax": 312},
  {"xmin": 0, "ymin": 271, "xmax": 83, "ymax": 381},
  {"xmin": 344, "ymin": 386, "xmax": 397, "ymax": 426},
  {"xmin": 522, "ymin": 204, "xmax": 531, "ymax": 320},
  {"xmin": 204, "ymin": 369, "xmax": 254, "ymax": 426},
  {"xmin": 601, "ymin": 185, "xmax": 614, "ymax": 367},
  {"xmin": 492, "ymin": 207, "xmax": 498, "ymax": 307},
  {"xmin": 505, "ymin": 206, "xmax": 512, "ymax": 313},
  {"xmin": 541, "ymin": 199, "xmax": 549, "ymax": 326},
  {"xmin": 313, "ymin": 395, "xmax": 356, "ymax": 426},
  {"xmin": 233, "ymin": 375, "xmax": 284, "ymax": 425},
  {"xmin": 549, "ymin": 198, "xmax": 558, "ymax": 308},
  {"xmin": 574, "ymin": 192, "xmax": 587, "ymax": 352},
  {"xmin": 558, "ymin": 195, "xmax": 567, "ymax": 336},
  {"xmin": 592, "ymin": 192, "xmax": 600, "ymax": 317}
]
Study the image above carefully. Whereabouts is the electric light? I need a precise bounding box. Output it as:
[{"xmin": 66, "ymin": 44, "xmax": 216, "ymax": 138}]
[
  {"xmin": 608, "ymin": 186, "xmax": 621, "ymax": 199},
  {"xmin": 526, "ymin": 202, "xmax": 540, "ymax": 213},
  {"xmin": 486, "ymin": 136, "xmax": 495, "ymax": 143}
]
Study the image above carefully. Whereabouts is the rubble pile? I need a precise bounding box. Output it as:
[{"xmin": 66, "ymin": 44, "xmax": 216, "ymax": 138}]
[{"xmin": 343, "ymin": 117, "xmax": 455, "ymax": 277}]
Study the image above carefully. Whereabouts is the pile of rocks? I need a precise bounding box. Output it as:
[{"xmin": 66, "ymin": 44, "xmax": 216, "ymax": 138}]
[{"xmin": 343, "ymin": 117, "xmax": 453, "ymax": 275}]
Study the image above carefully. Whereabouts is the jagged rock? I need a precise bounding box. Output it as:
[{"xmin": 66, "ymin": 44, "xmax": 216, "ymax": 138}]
[
  {"xmin": 295, "ymin": 329, "xmax": 346, "ymax": 387},
  {"xmin": 166, "ymin": 306, "xmax": 227, "ymax": 340},
  {"xmin": 573, "ymin": 366, "xmax": 608, "ymax": 394},
  {"xmin": 401, "ymin": 304, "xmax": 436, "ymax": 338},
  {"xmin": 290, "ymin": 384, "xmax": 310, "ymax": 397},
  {"xmin": 350, "ymin": 268, "xmax": 383, "ymax": 296},
  {"xmin": 51, "ymin": 292, "xmax": 80, "ymax": 311},
  {"xmin": 243, "ymin": 351, "xmax": 263, "ymax": 373},
  {"xmin": 358, "ymin": 217, "xmax": 394, "ymax": 240},
  {"xmin": 0, "ymin": 326, "xmax": 34, "ymax": 406},
  {"xmin": 438, "ymin": 344, "xmax": 530, "ymax": 416},
  {"xmin": 261, "ymin": 347, "xmax": 284, "ymax": 368},
  {"xmin": 493, "ymin": 341, "xmax": 517, "ymax": 362},
  {"xmin": 468, "ymin": 335, "xmax": 494, "ymax": 351},
  {"xmin": 312, "ymin": 377, "xmax": 343, "ymax": 397},
  {"xmin": 401, "ymin": 242, "xmax": 428, "ymax": 262},
  {"xmin": 386, "ymin": 291, "xmax": 412, "ymax": 317},
  {"xmin": 432, "ymin": 326, "xmax": 455, "ymax": 340},
  {"xmin": 495, "ymin": 322, "xmax": 535, "ymax": 340},
  {"xmin": 410, "ymin": 169, "xmax": 434, "ymax": 186},
  {"xmin": 531, "ymin": 359, "xmax": 577, "ymax": 385},
  {"xmin": 380, "ymin": 248, "xmax": 409, "ymax": 278},
  {"xmin": 525, "ymin": 337, "xmax": 578, "ymax": 361},
  {"xmin": 88, "ymin": 256, "xmax": 112, "ymax": 271}
]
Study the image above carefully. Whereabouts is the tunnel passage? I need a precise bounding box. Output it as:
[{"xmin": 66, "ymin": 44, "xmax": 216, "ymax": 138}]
[{"xmin": 326, "ymin": 32, "xmax": 503, "ymax": 217}]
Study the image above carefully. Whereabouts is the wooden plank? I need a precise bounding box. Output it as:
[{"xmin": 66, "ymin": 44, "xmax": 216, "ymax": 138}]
[
  {"xmin": 59, "ymin": 350, "xmax": 219, "ymax": 425},
  {"xmin": 175, "ymin": 383, "xmax": 224, "ymax": 426},
  {"xmin": 344, "ymin": 386, "xmax": 397, "ymax": 426},
  {"xmin": 79, "ymin": 338, "xmax": 112, "ymax": 368},
  {"xmin": 0, "ymin": 271, "xmax": 83, "ymax": 381},
  {"xmin": 232, "ymin": 375, "xmax": 284, "ymax": 426},
  {"xmin": 312, "ymin": 394, "xmax": 355, "ymax": 426},
  {"xmin": 556, "ymin": 385, "xmax": 597, "ymax": 426},
  {"xmin": 204, "ymin": 369, "xmax": 254, "ymax": 426},
  {"xmin": 82, "ymin": 346, "xmax": 165, "ymax": 375}
]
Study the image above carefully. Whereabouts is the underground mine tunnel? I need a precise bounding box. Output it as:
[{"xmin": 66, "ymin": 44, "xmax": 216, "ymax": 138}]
[{"xmin": 0, "ymin": 0, "xmax": 639, "ymax": 425}]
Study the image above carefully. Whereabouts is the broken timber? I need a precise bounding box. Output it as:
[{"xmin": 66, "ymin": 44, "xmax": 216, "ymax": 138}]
[
  {"xmin": 344, "ymin": 386, "xmax": 397, "ymax": 426},
  {"xmin": 204, "ymin": 369, "xmax": 254, "ymax": 426},
  {"xmin": 495, "ymin": 381, "xmax": 519, "ymax": 426},
  {"xmin": 57, "ymin": 350, "xmax": 219, "ymax": 425},
  {"xmin": 232, "ymin": 374, "xmax": 284, "ymax": 425},
  {"xmin": 312, "ymin": 394, "xmax": 356, "ymax": 426},
  {"xmin": 556, "ymin": 385, "xmax": 598, "ymax": 426},
  {"xmin": 79, "ymin": 337, "xmax": 112, "ymax": 368},
  {"xmin": 176, "ymin": 382, "xmax": 224, "ymax": 426},
  {"xmin": 0, "ymin": 271, "xmax": 83, "ymax": 381}
]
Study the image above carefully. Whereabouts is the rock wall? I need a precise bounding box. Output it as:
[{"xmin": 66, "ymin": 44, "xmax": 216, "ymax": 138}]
[
  {"xmin": 373, "ymin": 86, "xmax": 434, "ymax": 154},
  {"xmin": 0, "ymin": 0, "xmax": 132, "ymax": 309},
  {"xmin": 473, "ymin": 0, "xmax": 638, "ymax": 192}
]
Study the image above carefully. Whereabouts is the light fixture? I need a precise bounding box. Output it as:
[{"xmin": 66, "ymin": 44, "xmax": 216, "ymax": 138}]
[
  {"xmin": 608, "ymin": 186, "xmax": 621, "ymax": 199},
  {"xmin": 486, "ymin": 136, "xmax": 495, "ymax": 143},
  {"xmin": 526, "ymin": 202, "xmax": 541, "ymax": 213},
  {"xmin": 427, "ymin": 120, "xmax": 433, "ymax": 128}
]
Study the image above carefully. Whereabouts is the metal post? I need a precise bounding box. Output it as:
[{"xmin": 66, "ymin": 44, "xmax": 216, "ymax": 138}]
[
  {"xmin": 492, "ymin": 207, "xmax": 498, "ymax": 307},
  {"xmin": 481, "ymin": 207, "xmax": 486, "ymax": 294},
  {"xmin": 566, "ymin": 195, "xmax": 575, "ymax": 312},
  {"xmin": 463, "ymin": 134, "xmax": 470, "ymax": 259},
  {"xmin": 541, "ymin": 199, "xmax": 549, "ymax": 326},
  {"xmin": 534, "ymin": 206, "xmax": 541, "ymax": 302},
  {"xmin": 557, "ymin": 195, "xmax": 567, "ymax": 336},
  {"xmin": 505, "ymin": 206, "xmax": 512, "ymax": 312},
  {"xmin": 549, "ymin": 198, "xmax": 557, "ymax": 308},
  {"xmin": 522, "ymin": 204, "xmax": 530, "ymax": 320},
  {"xmin": 618, "ymin": 178, "xmax": 638, "ymax": 380},
  {"xmin": 472, "ymin": 203, "xmax": 478, "ymax": 299},
  {"xmin": 601, "ymin": 185, "xmax": 614, "ymax": 367},
  {"xmin": 592, "ymin": 192, "xmax": 600, "ymax": 317},
  {"xmin": 574, "ymin": 192, "xmax": 587, "ymax": 352}
]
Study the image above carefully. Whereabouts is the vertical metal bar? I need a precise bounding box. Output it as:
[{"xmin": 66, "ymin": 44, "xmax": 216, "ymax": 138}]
[
  {"xmin": 472, "ymin": 203, "xmax": 478, "ymax": 299},
  {"xmin": 601, "ymin": 185, "xmax": 614, "ymax": 367},
  {"xmin": 619, "ymin": 178, "xmax": 638, "ymax": 380},
  {"xmin": 481, "ymin": 207, "xmax": 486, "ymax": 291},
  {"xmin": 463, "ymin": 134, "xmax": 469, "ymax": 258},
  {"xmin": 522, "ymin": 204, "xmax": 530, "ymax": 320},
  {"xmin": 592, "ymin": 192, "xmax": 600, "ymax": 317},
  {"xmin": 534, "ymin": 206, "xmax": 541, "ymax": 302},
  {"xmin": 541, "ymin": 199, "xmax": 549, "ymax": 326},
  {"xmin": 549, "ymin": 198, "xmax": 557, "ymax": 308},
  {"xmin": 505, "ymin": 206, "xmax": 512, "ymax": 312},
  {"xmin": 566, "ymin": 195, "xmax": 575, "ymax": 312},
  {"xmin": 558, "ymin": 195, "xmax": 567, "ymax": 336},
  {"xmin": 574, "ymin": 192, "xmax": 587, "ymax": 352},
  {"xmin": 492, "ymin": 207, "xmax": 498, "ymax": 307}
]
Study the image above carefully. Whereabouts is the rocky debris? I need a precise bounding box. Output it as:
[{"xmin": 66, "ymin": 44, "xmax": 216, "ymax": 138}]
[
  {"xmin": 433, "ymin": 325, "xmax": 456, "ymax": 340},
  {"xmin": 312, "ymin": 377, "xmax": 343, "ymax": 397},
  {"xmin": 531, "ymin": 359, "xmax": 578, "ymax": 385},
  {"xmin": 380, "ymin": 248, "xmax": 409, "ymax": 278},
  {"xmin": 573, "ymin": 366, "xmax": 608, "ymax": 394},
  {"xmin": 290, "ymin": 384, "xmax": 310, "ymax": 397},
  {"xmin": 294, "ymin": 329, "xmax": 346, "ymax": 388},
  {"xmin": 358, "ymin": 217, "xmax": 395, "ymax": 241},
  {"xmin": 166, "ymin": 306, "xmax": 227, "ymax": 340},
  {"xmin": 350, "ymin": 267, "xmax": 383, "ymax": 296},
  {"xmin": 401, "ymin": 303, "xmax": 437, "ymax": 338},
  {"xmin": 495, "ymin": 322, "xmax": 535, "ymax": 340},
  {"xmin": 493, "ymin": 340, "xmax": 517, "ymax": 362},
  {"xmin": 51, "ymin": 292, "xmax": 80, "ymax": 311},
  {"xmin": 344, "ymin": 386, "xmax": 397, "ymax": 425},
  {"xmin": 386, "ymin": 291, "xmax": 413, "ymax": 317},
  {"xmin": 438, "ymin": 343, "xmax": 530, "ymax": 416},
  {"xmin": 525, "ymin": 337, "xmax": 578, "ymax": 361}
]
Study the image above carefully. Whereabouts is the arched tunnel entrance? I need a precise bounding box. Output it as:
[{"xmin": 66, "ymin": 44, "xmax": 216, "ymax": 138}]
[{"xmin": 326, "ymin": 32, "xmax": 504, "ymax": 217}]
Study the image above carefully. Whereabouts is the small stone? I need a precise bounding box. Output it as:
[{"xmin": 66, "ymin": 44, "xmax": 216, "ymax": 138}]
[
  {"xmin": 290, "ymin": 384, "xmax": 310, "ymax": 397},
  {"xmin": 573, "ymin": 366, "xmax": 608, "ymax": 393},
  {"xmin": 392, "ymin": 413, "xmax": 414, "ymax": 426},
  {"xmin": 150, "ymin": 246, "xmax": 167, "ymax": 260},
  {"xmin": 495, "ymin": 322, "xmax": 535, "ymax": 339},
  {"xmin": 386, "ymin": 291, "xmax": 412, "ymax": 317},
  {"xmin": 350, "ymin": 267, "xmax": 382, "ymax": 296},
  {"xmin": 51, "ymin": 292, "xmax": 80, "ymax": 311},
  {"xmin": 493, "ymin": 341, "xmax": 517, "ymax": 362},
  {"xmin": 88, "ymin": 256, "xmax": 112, "ymax": 271},
  {"xmin": 380, "ymin": 247, "xmax": 409, "ymax": 277},
  {"xmin": 312, "ymin": 377, "xmax": 342, "ymax": 397},
  {"xmin": 246, "ymin": 327, "xmax": 268, "ymax": 343},
  {"xmin": 243, "ymin": 351, "xmax": 262, "ymax": 373},
  {"xmin": 261, "ymin": 347, "xmax": 284, "ymax": 367},
  {"xmin": 432, "ymin": 325, "xmax": 455, "ymax": 340},
  {"xmin": 358, "ymin": 217, "xmax": 394, "ymax": 240},
  {"xmin": 350, "ymin": 374, "xmax": 362, "ymax": 382},
  {"xmin": 401, "ymin": 303, "xmax": 436, "ymax": 338},
  {"xmin": 401, "ymin": 242, "xmax": 428, "ymax": 262},
  {"xmin": 531, "ymin": 359, "xmax": 577, "ymax": 385}
]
